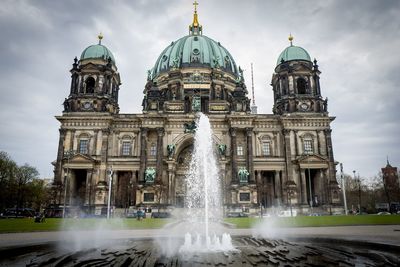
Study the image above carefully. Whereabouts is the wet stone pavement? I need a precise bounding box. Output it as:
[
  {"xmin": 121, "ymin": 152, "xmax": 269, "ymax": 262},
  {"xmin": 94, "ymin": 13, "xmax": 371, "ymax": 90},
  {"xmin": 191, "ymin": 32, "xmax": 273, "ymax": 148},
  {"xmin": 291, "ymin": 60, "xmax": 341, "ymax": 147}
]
[{"xmin": 1, "ymin": 236, "xmax": 399, "ymax": 267}]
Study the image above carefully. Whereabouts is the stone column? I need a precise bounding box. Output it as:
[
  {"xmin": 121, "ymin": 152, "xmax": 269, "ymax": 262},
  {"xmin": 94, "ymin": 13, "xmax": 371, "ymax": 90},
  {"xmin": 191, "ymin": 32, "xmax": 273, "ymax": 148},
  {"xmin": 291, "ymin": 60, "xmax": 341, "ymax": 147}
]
[
  {"xmin": 316, "ymin": 130, "xmax": 321, "ymax": 155},
  {"xmin": 156, "ymin": 128, "xmax": 164, "ymax": 182},
  {"xmin": 300, "ymin": 169, "xmax": 307, "ymax": 204},
  {"xmin": 274, "ymin": 171, "xmax": 281, "ymax": 205},
  {"xmin": 246, "ymin": 128, "xmax": 255, "ymax": 183},
  {"xmin": 131, "ymin": 171, "xmax": 137, "ymax": 206},
  {"xmin": 230, "ymin": 127, "xmax": 238, "ymax": 183},
  {"xmin": 324, "ymin": 129, "xmax": 336, "ymax": 183},
  {"xmin": 168, "ymin": 170, "xmax": 175, "ymax": 205},
  {"xmin": 101, "ymin": 129, "xmax": 109, "ymax": 163},
  {"xmin": 282, "ymin": 129, "xmax": 293, "ymax": 182},
  {"xmin": 139, "ymin": 128, "xmax": 148, "ymax": 182},
  {"xmin": 85, "ymin": 169, "xmax": 94, "ymax": 212},
  {"xmin": 257, "ymin": 171, "xmax": 262, "ymax": 205},
  {"xmin": 55, "ymin": 128, "xmax": 66, "ymax": 184},
  {"xmin": 293, "ymin": 130, "xmax": 299, "ymax": 155},
  {"xmin": 112, "ymin": 171, "xmax": 118, "ymax": 206}
]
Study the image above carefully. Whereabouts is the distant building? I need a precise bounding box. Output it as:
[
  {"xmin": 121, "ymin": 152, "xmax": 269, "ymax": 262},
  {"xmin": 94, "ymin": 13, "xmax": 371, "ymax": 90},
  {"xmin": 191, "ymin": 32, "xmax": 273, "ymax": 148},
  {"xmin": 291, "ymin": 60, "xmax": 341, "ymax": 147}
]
[
  {"xmin": 381, "ymin": 160, "xmax": 400, "ymax": 206},
  {"xmin": 52, "ymin": 3, "xmax": 341, "ymax": 215}
]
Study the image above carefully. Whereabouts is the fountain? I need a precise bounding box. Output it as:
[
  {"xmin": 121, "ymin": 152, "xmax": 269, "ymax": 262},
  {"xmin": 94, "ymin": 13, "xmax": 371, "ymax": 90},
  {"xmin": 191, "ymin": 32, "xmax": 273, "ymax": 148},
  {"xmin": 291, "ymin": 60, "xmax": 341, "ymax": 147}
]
[{"xmin": 178, "ymin": 113, "xmax": 235, "ymax": 253}]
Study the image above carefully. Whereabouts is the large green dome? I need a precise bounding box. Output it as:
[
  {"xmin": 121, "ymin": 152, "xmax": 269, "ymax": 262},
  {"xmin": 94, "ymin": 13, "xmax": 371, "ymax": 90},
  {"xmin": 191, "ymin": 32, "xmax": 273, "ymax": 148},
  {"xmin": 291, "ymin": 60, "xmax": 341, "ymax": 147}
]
[
  {"xmin": 152, "ymin": 34, "xmax": 239, "ymax": 78},
  {"xmin": 276, "ymin": 45, "xmax": 311, "ymax": 66},
  {"xmin": 80, "ymin": 44, "xmax": 115, "ymax": 63}
]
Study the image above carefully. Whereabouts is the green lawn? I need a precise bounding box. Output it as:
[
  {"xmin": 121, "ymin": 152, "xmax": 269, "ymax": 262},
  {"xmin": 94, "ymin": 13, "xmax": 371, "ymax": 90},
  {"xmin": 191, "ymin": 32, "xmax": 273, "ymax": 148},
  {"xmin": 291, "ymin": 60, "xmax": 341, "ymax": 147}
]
[
  {"xmin": 0, "ymin": 218, "xmax": 171, "ymax": 233},
  {"xmin": 0, "ymin": 215, "xmax": 399, "ymax": 233},
  {"xmin": 225, "ymin": 215, "xmax": 400, "ymax": 228}
]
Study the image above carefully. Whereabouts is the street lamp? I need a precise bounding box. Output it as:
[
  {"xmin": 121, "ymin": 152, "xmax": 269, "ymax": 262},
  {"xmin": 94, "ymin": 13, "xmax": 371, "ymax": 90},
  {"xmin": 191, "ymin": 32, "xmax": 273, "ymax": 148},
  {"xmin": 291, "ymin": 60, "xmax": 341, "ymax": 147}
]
[
  {"xmin": 340, "ymin": 163, "xmax": 348, "ymax": 215},
  {"xmin": 353, "ymin": 170, "xmax": 361, "ymax": 213},
  {"xmin": 62, "ymin": 150, "xmax": 75, "ymax": 218},
  {"xmin": 285, "ymin": 180, "xmax": 296, "ymax": 217},
  {"xmin": 107, "ymin": 166, "xmax": 113, "ymax": 219}
]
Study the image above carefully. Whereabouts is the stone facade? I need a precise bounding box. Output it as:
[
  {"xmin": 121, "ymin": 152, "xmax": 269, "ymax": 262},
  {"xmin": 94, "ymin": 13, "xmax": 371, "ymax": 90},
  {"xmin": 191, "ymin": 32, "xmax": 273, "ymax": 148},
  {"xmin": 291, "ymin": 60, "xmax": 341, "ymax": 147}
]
[{"xmin": 53, "ymin": 14, "xmax": 341, "ymax": 216}]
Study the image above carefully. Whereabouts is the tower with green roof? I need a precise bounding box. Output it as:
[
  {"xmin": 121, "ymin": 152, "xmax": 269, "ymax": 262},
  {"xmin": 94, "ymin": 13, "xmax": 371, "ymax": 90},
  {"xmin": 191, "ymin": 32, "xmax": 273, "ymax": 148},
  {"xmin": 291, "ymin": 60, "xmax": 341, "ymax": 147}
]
[
  {"xmin": 63, "ymin": 33, "xmax": 121, "ymax": 114},
  {"xmin": 272, "ymin": 35, "xmax": 327, "ymax": 115}
]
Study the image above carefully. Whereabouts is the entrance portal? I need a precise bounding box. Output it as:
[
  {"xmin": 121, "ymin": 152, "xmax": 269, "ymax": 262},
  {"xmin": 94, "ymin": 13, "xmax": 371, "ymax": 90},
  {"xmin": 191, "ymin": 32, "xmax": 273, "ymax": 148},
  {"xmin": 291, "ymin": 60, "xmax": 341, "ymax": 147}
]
[
  {"xmin": 71, "ymin": 169, "xmax": 87, "ymax": 207},
  {"xmin": 305, "ymin": 169, "xmax": 319, "ymax": 207}
]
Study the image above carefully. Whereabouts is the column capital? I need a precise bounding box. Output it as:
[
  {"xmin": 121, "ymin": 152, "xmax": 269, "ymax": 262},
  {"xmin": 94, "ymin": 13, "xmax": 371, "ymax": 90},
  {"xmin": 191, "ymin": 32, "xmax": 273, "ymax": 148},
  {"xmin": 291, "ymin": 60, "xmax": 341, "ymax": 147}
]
[
  {"xmin": 230, "ymin": 127, "xmax": 237, "ymax": 136},
  {"xmin": 282, "ymin": 129, "xmax": 291, "ymax": 136},
  {"xmin": 59, "ymin": 128, "xmax": 67, "ymax": 136},
  {"xmin": 140, "ymin": 127, "xmax": 148, "ymax": 135},
  {"xmin": 156, "ymin": 127, "xmax": 165, "ymax": 136},
  {"xmin": 245, "ymin": 127, "xmax": 253, "ymax": 136}
]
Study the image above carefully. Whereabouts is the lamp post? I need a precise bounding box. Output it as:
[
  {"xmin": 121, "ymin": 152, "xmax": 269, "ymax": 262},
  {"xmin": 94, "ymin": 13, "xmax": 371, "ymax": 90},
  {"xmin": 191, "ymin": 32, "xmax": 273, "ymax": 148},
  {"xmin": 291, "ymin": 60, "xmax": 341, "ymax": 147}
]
[
  {"xmin": 353, "ymin": 170, "xmax": 361, "ymax": 213},
  {"xmin": 340, "ymin": 163, "xmax": 348, "ymax": 215},
  {"xmin": 62, "ymin": 150, "xmax": 75, "ymax": 218},
  {"xmin": 107, "ymin": 166, "xmax": 113, "ymax": 219},
  {"xmin": 357, "ymin": 173, "xmax": 361, "ymax": 213},
  {"xmin": 285, "ymin": 180, "xmax": 296, "ymax": 217}
]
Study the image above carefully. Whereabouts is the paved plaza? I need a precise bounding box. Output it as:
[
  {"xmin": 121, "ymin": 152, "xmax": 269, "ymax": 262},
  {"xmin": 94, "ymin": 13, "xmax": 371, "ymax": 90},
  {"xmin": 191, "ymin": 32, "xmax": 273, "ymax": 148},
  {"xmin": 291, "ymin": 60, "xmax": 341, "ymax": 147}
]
[{"xmin": 0, "ymin": 225, "xmax": 399, "ymax": 248}]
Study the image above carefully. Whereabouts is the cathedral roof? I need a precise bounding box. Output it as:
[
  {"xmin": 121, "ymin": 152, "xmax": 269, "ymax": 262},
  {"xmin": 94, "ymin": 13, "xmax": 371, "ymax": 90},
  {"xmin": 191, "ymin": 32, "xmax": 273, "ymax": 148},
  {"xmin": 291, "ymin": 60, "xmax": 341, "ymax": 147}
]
[
  {"xmin": 276, "ymin": 35, "xmax": 311, "ymax": 66},
  {"xmin": 80, "ymin": 33, "xmax": 115, "ymax": 63},
  {"xmin": 150, "ymin": 2, "xmax": 239, "ymax": 79}
]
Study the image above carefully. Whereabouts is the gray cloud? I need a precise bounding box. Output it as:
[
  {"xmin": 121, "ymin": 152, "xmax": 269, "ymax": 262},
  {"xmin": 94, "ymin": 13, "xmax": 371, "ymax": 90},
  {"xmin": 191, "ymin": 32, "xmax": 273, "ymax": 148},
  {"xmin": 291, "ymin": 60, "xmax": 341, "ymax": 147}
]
[{"xmin": 0, "ymin": 0, "xmax": 399, "ymax": 181}]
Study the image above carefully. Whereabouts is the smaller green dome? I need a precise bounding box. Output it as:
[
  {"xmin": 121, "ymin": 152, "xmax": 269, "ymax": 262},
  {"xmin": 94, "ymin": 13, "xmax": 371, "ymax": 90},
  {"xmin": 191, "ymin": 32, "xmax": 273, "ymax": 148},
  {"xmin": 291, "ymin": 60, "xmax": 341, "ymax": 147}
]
[
  {"xmin": 276, "ymin": 45, "xmax": 311, "ymax": 66},
  {"xmin": 80, "ymin": 44, "xmax": 115, "ymax": 63}
]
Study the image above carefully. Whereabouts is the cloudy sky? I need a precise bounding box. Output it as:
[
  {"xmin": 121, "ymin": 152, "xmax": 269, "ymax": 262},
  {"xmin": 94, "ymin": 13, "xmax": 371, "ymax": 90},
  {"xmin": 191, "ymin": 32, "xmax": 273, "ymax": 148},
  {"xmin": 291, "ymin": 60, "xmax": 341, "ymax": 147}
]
[{"xmin": 0, "ymin": 0, "xmax": 399, "ymax": 182}]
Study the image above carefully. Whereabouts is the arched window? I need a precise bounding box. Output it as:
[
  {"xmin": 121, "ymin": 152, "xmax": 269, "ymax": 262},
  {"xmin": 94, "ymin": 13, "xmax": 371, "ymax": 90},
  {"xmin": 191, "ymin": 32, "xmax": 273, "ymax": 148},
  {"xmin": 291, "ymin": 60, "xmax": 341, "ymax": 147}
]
[
  {"xmin": 78, "ymin": 133, "xmax": 90, "ymax": 154},
  {"xmin": 150, "ymin": 143, "xmax": 157, "ymax": 156},
  {"xmin": 282, "ymin": 77, "xmax": 287, "ymax": 95},
  {"xmin": 120, "ymin": 135, "xmax": 133, "ymax": 156},
  {"xmin": 260, "ymin": 136, "xmax": 272, "ymax": 156},
  {"xmin": 297, "ymin": 78, "xmax": 307, "ymax": 94},
  {"xmin": 303, "ymin": 135, "xmax": 314, "ymax": 154},
  {"xmin": 85, "ymin": 77, "xmax": 95, "ymax": 94},
  {"xmin": 237, "ymin": 144, "xmax": 244, "ymax": 156}
]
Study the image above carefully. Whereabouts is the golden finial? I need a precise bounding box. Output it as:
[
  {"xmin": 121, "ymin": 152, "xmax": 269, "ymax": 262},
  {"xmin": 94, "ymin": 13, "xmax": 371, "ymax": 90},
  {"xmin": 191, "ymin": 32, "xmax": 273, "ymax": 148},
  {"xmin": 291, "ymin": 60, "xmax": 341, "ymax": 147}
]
[
  {"xmin": 98, "ymin": 32, "xmax": 103, "ymax": 45},
  {"xmin": 189, "ymin": 0, "xmax": 202, "ymax": 35},
  {"xmin": 192, "ymin": 1, "xmax": 199, "ymax": 27},
  {"xmin": 288, "ymin": 33, "xmax": 293, "ymax": 46}
]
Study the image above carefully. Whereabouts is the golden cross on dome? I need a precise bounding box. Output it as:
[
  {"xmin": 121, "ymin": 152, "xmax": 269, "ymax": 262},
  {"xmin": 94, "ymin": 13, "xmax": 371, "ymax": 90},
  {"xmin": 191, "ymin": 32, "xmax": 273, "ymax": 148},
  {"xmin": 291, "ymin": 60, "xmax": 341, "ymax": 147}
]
[{"xmin": 193, "ymin": 0, "xmax": 199, "ymax": 13}]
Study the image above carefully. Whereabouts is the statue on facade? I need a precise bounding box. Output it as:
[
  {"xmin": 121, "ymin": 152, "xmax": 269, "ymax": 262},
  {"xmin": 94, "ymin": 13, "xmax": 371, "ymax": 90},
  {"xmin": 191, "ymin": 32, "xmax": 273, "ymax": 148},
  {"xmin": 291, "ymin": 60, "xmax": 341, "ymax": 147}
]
[
  {"xmin": 172, "ymin": 56, "xmax": 180, "ymax": 69},
  {"xmin": 145, "ymin": 167, "xmax": 156, "ymax": 183},
  {"xmin": 212, "ymin": 55, "xmax": 220, "ymax": 68},
  {"xmin": 217, "ymin": 144, "xmax": 226, "ymax": 156},
  {"xmin": 238, "ymin": 167, "xmax": 249, "ymax": 183},
  {"xmin": 184, "ymin": 120, "xmax": 197, "ymax": 133},
  {"xmin": 167, "ymin": 144, "xmax": 176, "ymax": 158},
  {"xmin": 63, "ymin": 98, "xmax": 70, "ymax": 112},
  {"xmin": 323, "ymin": 97, "xmax": 328, "ymax": 112}
]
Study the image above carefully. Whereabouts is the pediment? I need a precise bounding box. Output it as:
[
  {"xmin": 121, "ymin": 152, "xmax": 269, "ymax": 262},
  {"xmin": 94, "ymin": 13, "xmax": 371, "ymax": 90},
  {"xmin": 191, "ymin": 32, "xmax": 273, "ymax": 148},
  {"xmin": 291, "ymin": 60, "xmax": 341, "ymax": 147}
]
[
  {"xmin": 67, "ymin": 153, "xmax": 97, "ymax": 163},
  {"xmin": 295, "ymin": 154, "xmax": 329, "ymax": 169}
]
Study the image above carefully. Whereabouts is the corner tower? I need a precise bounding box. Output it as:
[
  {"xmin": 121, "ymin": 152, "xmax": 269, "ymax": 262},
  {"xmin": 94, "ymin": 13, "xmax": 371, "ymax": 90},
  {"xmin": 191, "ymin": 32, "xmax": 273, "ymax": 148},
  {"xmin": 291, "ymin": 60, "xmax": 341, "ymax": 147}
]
[
  {"xmin": 63, "ymin": 34, "xmax": 121, "ymax": 114},
  {"xmin": 272, "ymin": 35, "xmax": 327, "ymax": 115}
]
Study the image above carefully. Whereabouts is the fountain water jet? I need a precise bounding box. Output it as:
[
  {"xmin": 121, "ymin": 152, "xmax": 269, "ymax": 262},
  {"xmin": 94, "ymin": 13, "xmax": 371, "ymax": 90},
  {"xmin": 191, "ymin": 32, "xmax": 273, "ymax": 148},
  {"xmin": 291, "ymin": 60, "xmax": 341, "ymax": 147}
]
[{"xmin": 179, "ymin": 113, "xmax": 235, "ymax": 253}]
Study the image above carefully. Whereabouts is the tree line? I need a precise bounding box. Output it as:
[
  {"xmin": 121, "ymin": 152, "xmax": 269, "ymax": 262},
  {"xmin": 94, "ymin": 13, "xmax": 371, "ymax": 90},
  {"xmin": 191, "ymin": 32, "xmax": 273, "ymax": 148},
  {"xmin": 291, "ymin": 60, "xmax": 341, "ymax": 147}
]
[
  {"xmin": 0, "ymin": 151, "xmax": 51, "ymax": 213},
  {"xmin": 341, "ymin": 172, "xmax": 400, "ymax": 213}
]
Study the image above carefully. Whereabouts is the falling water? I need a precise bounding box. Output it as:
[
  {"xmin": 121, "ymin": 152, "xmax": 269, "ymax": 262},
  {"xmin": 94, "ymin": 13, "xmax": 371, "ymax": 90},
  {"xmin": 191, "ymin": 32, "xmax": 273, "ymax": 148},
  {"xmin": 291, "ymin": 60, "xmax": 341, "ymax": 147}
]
[{"xmin": 179, "ymin": 113, "xmax": 235, "ymax": 253}]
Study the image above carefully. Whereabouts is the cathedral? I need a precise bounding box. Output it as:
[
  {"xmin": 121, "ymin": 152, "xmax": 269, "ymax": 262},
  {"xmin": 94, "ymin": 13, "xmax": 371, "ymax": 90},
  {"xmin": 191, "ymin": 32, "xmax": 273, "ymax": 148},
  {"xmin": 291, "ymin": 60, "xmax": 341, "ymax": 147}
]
[{"xmin": 53, "ymin": 3, "xmax": 342, "ymax": 216}]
